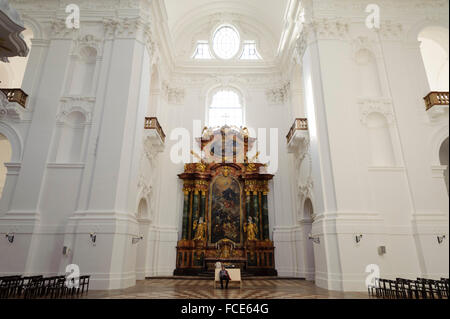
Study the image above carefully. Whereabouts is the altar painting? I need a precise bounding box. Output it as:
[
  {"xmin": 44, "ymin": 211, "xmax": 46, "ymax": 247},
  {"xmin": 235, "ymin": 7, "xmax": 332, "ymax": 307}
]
[{"xmin": 210, "ymin": 175, "xmax": 242, "ymax": 244}]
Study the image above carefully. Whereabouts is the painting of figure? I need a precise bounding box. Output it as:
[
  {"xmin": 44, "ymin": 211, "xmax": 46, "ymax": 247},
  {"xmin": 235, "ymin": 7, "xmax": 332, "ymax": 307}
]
[{"xmin": 210, "ymin": 175, "xmax": 241, "ymax": 244}]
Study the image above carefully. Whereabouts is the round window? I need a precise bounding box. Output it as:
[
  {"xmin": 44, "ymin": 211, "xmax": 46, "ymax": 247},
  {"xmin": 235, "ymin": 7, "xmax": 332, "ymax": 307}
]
[{"xmin": 212, "ymin": 26, "xmax": 240, "ymax": 60}]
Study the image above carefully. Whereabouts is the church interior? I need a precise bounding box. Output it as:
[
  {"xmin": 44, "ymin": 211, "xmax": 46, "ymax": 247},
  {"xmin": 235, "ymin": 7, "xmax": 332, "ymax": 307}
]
[{"xmin": 0, "ymin": 0, "xmax": 449, "ymax": 300}]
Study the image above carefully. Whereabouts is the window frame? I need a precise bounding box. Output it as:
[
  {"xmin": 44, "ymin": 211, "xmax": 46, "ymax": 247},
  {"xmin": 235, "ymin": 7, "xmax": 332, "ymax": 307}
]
[
  {"xmin": 206, "ymin": 87, "xmax": 246, "ymax": 128},
  {"xmin": 210, "ymin": 24, "xmax": 242, "ymax": 61}
]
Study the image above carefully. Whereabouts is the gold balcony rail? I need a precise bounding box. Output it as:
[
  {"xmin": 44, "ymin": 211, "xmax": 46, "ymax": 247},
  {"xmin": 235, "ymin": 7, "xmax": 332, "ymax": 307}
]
[
  {"xmin": 0, "ymin": 88, "xmax": 28, "ymax": 108},
  {"xmin": 286, "ymin": 118, "xmax": 308, "ymax": 144},
  {"xmin": 424, "ymin": 91, "xmax": 449, "ymax": 111},
  {"xmin": 144, "ymin": 117, "xmax": 166, "ymax": 143}
]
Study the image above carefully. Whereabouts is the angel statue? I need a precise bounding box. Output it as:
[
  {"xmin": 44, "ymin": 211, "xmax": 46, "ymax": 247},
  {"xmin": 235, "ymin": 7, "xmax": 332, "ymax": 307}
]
[
  {"xmin": 244, "ymin": 217, "xmax": 258, "ymax": 241},
  {"xmin": 193, "ymin": 217, "xmax": 207, "ymax": 241}
]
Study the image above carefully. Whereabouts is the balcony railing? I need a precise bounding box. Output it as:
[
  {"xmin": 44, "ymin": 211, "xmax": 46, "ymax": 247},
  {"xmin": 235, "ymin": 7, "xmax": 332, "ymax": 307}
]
[
  {"xmin": 145, "ymin": 117, "xmax": 166, "ymax": 143},
  {"xmin": 0, "ymin": 88, "xmax": 28, "ymax": 108},
  {"xmin": 424, "ymin": 91, "xmax": 449, "ymax": 111},
  {"xmin": 287, "ymin": 118, "xmax": 308, "ymax": 144}
]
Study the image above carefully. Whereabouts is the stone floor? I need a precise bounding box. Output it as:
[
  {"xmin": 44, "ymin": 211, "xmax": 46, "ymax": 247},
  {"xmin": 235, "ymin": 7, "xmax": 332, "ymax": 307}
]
[{"xmin": 84, "ymin": 278, "xmax": 369, "ymax": 299}]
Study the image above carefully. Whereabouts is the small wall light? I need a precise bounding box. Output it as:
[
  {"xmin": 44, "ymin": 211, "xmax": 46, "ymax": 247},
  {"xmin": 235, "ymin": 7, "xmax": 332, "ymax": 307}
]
[
  {"xmin": 308, "ymin": 233, "xmax": 320, "ymax": 244},
  {"xmin": 90, "ymin": 233, "xmax": 97, "ymax": 244},
  {"xmin": 132, "ymin": 236, "xmax": 144, "ymax": 245},
  {"xmin": 437, "ymin": 235, "xmax": 446, "ymax": 244},
  {"xmin": 355, "ymin": 234, "xmax": 363, "ymax": 244},
  {"xmin": 5, "ymin": 233, "xmax": 14, "ymax": 243}
]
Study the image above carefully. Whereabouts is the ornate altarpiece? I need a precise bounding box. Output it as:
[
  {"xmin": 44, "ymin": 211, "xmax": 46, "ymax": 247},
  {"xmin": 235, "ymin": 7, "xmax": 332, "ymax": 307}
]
[{"xmin": 174, "ymin": 126, "xmax": 277, "ymax": 276}]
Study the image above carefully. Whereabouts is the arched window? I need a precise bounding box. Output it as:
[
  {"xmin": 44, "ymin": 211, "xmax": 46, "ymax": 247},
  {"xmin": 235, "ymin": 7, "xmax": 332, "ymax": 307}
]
[
  {"xmin": 208, "ymin": 89, "xmax": 244, "ymax": 128},
  {"xmin": 418, "ymin": 26, "xmax": 449, "ymax": 91},
  {"xmin": 212, "ymin": 25, "xmax": 240, "ymax": 60}
]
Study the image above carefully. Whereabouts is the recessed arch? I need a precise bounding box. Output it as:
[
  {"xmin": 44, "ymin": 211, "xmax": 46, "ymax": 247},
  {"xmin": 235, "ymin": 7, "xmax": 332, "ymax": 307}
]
[
  {"xmin": 0, "ymin": 122, "xmax": 22, "ymax": 163},
  {"xmin": 137, "ymin": 197, "xmax": 149, "ymax": 220},
  {"xmin": 439, "ymin": 137, "xmax": 449, "ymax": 195},
  {"xmin": 0, "ymin": 133, "xmax": 12, "ymax": 199}
]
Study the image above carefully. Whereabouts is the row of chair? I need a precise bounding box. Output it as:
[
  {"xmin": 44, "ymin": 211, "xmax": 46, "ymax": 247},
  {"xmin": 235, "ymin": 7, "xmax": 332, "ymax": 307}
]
[
  {"xmin": 368, "ymin": 277, "xmax": 449, "ymax": 299},
  {"xmin": 0, "ymin": 274, "xmax": 90, "ymax": 299}
]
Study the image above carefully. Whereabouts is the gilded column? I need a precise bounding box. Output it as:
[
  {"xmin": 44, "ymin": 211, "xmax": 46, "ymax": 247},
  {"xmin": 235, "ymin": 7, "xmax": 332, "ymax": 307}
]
[
  {"xmin": 182, "ymin": 188, "xmax": 191, "ymax": 240},
  {"xmin": 262, "ymin": 191, "xmax": 270, "ymax": 240},
  {"xmin": 252, "ymin": 191, "xmax": 259, "ymax": 235},
  {"xmin": 190, "ymin": 189, "xmax": 200, "ymax": 239},
  {"xmin": 200, "ymin": 190, "xmax": 206, "ymax": 220},
  {"xmin": 246, "ymin": 190, "xmax": 251, "ymax": 221}
]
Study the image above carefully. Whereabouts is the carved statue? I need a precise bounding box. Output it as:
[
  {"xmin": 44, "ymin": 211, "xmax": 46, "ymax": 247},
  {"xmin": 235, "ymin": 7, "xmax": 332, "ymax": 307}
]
[
  {"xmin": 244, "ymin": 217, "xmax": 258, "ymax": 241},
  {"xmin": 193, "ymin": 218, "xmax": 207, "ymax": 241}
]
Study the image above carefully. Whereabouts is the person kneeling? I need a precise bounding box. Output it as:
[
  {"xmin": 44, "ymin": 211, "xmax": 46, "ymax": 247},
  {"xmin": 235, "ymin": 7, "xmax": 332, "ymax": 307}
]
[{"xmin": 219, "ymin": 265, "xmax": 231, "ymax": 289}]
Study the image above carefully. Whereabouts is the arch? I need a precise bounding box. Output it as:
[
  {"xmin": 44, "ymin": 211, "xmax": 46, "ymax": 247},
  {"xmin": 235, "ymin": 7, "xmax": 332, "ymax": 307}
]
[
  {"xmin": 206, "ymin": 85, "xmax": 245, "ymax": 128},
  {"xmin": 0, "ymin": 122, "xmax": 22, "ymax": 162},
  {"xmin": 303, "ymin": 197, "xmax": 314, "ymax": 221},
  {"xmin": 439, "ymin": 137, "xmax": 449, "ymax": 195},
  {"xmin": 418, "ymin": 26, "xmax": 449, "ymax": 91},
  {"xmin": 20, "ymin": 15, "xmax": 43, "ymax": 40},
  {"xmin": 355, "ymin": 48, "xmax": 382, "ymax": 97},
  {"xmin": 69, "ymin": 45, "xmax": 98, "ymax": 96},
  {"xmin": 137, "ymin": 197, "xmax": 149, "ymax": 220},
  {"xmin": 366, "ymin": 112, "xmax": 396, "ymax": 167},
  {"xmin": 430, "ymin": 125, "xmax": 449, "ymax": 166},
  {"xmin": 406, "ymin": 18, "xmax": 449, "ymax": 44},
  {"xmin": 0, "ymin": 133, "xmax": 12, "ymax": 199}
]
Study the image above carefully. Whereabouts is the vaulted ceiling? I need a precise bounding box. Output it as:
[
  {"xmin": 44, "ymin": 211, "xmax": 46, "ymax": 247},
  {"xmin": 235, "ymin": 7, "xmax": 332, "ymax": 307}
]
[{"xmin": 162, "ymin": 0, "xmax": 290, "ymax": 64}]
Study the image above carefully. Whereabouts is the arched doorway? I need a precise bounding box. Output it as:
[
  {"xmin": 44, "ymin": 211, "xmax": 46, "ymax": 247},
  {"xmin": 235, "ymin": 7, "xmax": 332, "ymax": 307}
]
[
  {"xmin": 135, "ymin": 198, "xmax": 150, "ymax": 280},
  {"xmin": 0, "ymin": 133, "xmax": 12, "ymax": 200},
  {"xmin": 303, "ymin": 198, "xmax": 315, "ymax": 281},
  {"xmin": 439, "ymin": 137, "xmax": 449, "ymax": 195}
]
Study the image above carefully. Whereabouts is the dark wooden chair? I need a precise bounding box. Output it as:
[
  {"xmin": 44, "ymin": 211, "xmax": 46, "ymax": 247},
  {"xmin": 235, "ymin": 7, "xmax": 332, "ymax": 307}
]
[
  {"xmin": 368, "ymin": 277, "xmax": 381, "ymax": 297},
  {"xmin": 20, "ymin": 276, "xmax": 44, "ymax": 299},
  {"xmin": 0, "ymin": 276, "xmax": 22, "ymax": 299}
]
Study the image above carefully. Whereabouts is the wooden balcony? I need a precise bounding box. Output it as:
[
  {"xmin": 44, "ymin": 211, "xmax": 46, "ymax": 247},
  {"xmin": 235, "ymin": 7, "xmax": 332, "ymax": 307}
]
[
  {"xmin": 0, "ymin": 88, "xmax": 28, "ymax": 108},
  {"xmin": 424, "ymin": 92, "xmax": 449, "ymax": 111},
  {"xmin": 286, "ymin": 118, "xmax": 308, "ymax": 144},
  {"xmin": 145, "ymin": 117, "xmax": 166, "ymax": 144}
]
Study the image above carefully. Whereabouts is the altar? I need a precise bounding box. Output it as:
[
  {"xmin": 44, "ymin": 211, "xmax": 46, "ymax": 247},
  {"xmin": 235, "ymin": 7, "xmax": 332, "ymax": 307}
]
[{"xmin": 174, "ymin": 126, "xmax": 277, "ymax": 276}]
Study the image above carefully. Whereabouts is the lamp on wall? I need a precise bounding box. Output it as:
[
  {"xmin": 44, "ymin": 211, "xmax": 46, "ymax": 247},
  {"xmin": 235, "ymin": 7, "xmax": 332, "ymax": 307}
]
[
  {"xmin": 5, "ymin": 233, "xmax": 14, "ymax": 243},
  {"xmin": 308, "ymin": 233, "xmax": 320, "ymax": 244},
  {"xmin": 355, "ymin": 234, "xmax": 363, "ymax": 243},
  {"xmin": 132, "ymin": 236, "xmax": 144, "ymax": 244},
  {"xmin": 90, "ymin": 233, "xmax": 97, "ymax": 244},
  {"xmin": 437, "ymin": 235, "xmax": 446, "ymax": 244}
]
